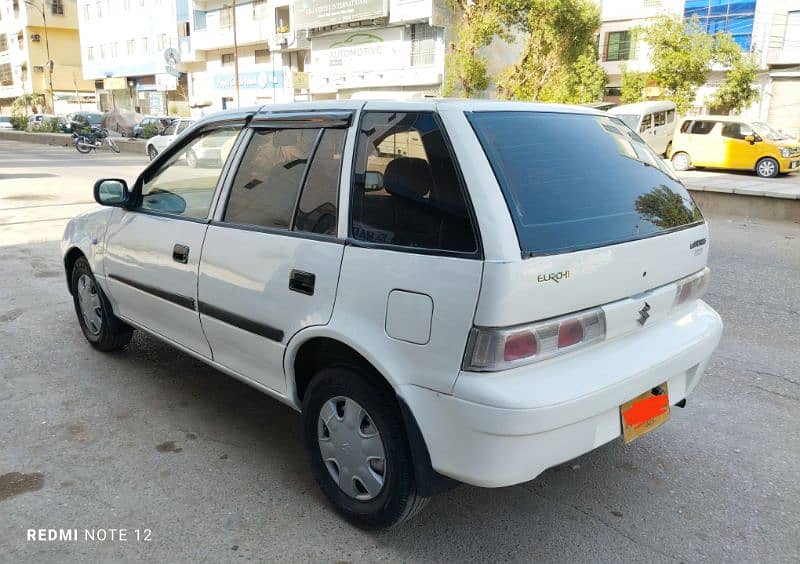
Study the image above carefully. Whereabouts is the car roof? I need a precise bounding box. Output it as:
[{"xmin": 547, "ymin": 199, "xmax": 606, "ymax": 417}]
[
  {"xmin": 679, "ymin": 115, "xmax": 752, "ymax": 123},
  {"xmin": 608, "ymin": 101, "xmax": 676, "ymax": 114}
]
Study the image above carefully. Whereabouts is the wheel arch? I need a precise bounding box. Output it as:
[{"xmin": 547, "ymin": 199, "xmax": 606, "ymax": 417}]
[
  {"xmin": 286, "ymin": 329, "xmax": 459, "ymax": 496},
  {"xmin": 63, "ymin": 246, "xmax": 87, "ymax": 294}
]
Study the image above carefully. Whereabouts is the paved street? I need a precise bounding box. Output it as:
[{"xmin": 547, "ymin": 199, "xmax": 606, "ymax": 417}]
[{"xmin": 1, "ymin": 140, "xmax": 799, "ymax": 563}]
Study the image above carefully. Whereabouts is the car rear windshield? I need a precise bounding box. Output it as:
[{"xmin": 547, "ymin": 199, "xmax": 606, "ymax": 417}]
[{"xmin": 467, "ymin": 111, "xmax": 703, "ymax": 256}]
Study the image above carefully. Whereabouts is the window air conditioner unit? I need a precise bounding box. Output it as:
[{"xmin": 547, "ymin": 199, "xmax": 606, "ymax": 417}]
[
  {"xmin": 31, "ymin": 34, "xmax": 41, "ymax": 41},
  {"xmin": 33, "ymin": 65, "xmax": 44, "ymax": 72}
]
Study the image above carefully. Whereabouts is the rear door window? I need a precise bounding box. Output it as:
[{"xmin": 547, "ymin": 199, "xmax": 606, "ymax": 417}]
[
  {"xmin": 640, "ymin": 113, "xmax": 652, "ymax": 132},
  {"xmin": 690, "ymin": 121, "xmax": 716, "ymax": 135},
  {"xmin": 467, "ymin": 111, "xmax": 703, "ymax": 256}
]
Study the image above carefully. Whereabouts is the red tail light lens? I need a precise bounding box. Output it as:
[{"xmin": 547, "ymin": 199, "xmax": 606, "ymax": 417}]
[
  {"xmin": 557, "ymin": 319, "xmax": 584, "ymax": 348},
  {"xmin": 674, "ymin": 267, "xmax": 710, "ymax": 307},
  {"xmin": 504, "ymin": 331, "xmax": 538, "ymax": 361}
]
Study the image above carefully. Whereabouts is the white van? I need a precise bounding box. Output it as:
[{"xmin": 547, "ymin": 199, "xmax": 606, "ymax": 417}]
[
  {"xmin": 609, "ymin": 101, "xmax": 678, "ymax": 155},
  {"xmin": 62, "ymin": 100, "xmax": 722, "ymax": 528}
]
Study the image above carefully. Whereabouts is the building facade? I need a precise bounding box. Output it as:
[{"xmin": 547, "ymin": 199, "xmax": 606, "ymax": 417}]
[
  {"xmin": 76, "ymin": 0, "xmax": 190, "ymax": 114},
  {"xmin": 0, "ymin": 0, "xmax": 94, "ymax": 114},
  {"xmin": 598, "ymin": 0, "xmax": 800, "ymax": 133},
  {"xmin": 180, "ymin": 0, "xmax": 448, "ymax": 114}
]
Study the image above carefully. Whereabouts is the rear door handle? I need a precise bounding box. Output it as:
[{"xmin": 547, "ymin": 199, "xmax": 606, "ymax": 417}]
[
  {"xmin": 289, "ymin": 269, "xmax": 315, "ymax": 295},
  {"xmin": 173, "ymin": 244, "xmax": 190, "ymax": 264}
]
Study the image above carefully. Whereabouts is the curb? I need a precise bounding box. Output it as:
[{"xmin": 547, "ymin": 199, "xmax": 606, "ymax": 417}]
[
  {"xmin": 688, "ymin": 188, "xmax": 800, "ymax": 222},
  {"xmin": 0, "ymin": 130, "xmax": 146, "ymax": 156}
]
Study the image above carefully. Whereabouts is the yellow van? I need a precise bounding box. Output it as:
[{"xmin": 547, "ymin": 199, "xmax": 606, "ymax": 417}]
[{"xmin": 669, "ymin": 116, "xmax": 800, "ymax": 178}]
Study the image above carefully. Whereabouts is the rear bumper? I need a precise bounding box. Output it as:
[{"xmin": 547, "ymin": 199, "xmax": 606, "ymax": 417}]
[{"xmin": 402, "ymin": 300, "xmax": 723, "ymax": 488}]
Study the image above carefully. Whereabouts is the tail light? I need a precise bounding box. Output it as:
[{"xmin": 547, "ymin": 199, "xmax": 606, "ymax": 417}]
[
  {"xmin": 673, "ymin": 267, "xmax": 710, "ymax": 307},
  {"xmin": 463, "ymin": 308, "xmax": 606, "ymax": 372}
]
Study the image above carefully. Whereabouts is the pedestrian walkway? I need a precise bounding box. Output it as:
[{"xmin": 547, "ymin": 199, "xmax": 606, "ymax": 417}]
[{"xmin": 679, "ymin": 169, "xmax": 800, "ymax": 200}]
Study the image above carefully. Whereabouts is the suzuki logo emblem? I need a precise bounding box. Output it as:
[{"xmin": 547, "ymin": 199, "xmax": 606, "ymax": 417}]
[{"xmin": 638, "ymin": 302, "xmax": 651, "ymax": 326}]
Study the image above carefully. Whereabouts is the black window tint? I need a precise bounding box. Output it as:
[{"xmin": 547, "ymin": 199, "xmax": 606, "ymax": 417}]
[
  {"xmin": 639, "ymin": 113, "xmax": 652, "ymax": 132},
  {"xmin": 690, "ymin": 121, "xmax": 716, "ymax": 135},
  {"xmin": 294, "ymin": 128, "xmax": 345, "ymax": 236},
  {"xmin": 351, "ymin": 111, "xmax": 477, "ymax": 253},
  {"xmin": 654, "ymin": 111, "xmax": 666, "ymax": 127},
  {"xmin": 467, "ymin": 111, "xmax": 703, "ymax": 256},
  {"xmin": 721, "ymin": 122, "xmax": 754, "ymax": 140},
  {"xmin": 225, "ymin": 128, "xmax": 319, "ymax": 229}
]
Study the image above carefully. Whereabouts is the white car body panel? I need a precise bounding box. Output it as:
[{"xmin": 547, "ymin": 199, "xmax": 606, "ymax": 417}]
[
  {"xmin": 63, "ymin": 100, "xmax": 723, "ymax": 491},
  {"xmin": 609, "ymin": 101, "xmax": 678, "ymax": 155}
]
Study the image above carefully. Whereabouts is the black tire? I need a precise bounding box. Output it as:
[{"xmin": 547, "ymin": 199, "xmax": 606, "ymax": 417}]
[
  {"xmin": 75, "ymin": 138, "xmax": 93, "ymax": 154},
  {"xmin": 107, "ymin": 138, "xmax": 121, "ymax": 154},
  {"xmin": 147, "ymin": 145, "xmax": 158, "ymax": 160},
  {"xmin": 185, "ymin": 148, "xmax": 198, "ymax": 168},
  {"xmin": 755, "ymin": 157, "xmax": 779, "ymax": 178},
  {"xmin": 671, "ymin": 151, "xmax": 691, "ymax": 171},
  {"xmin": 302, "ymin": 366, "xmax": 429, "ymax": 529},
  {"xmin": 70, "ymin": 257, "xmax": 133, "ymax": 351}
]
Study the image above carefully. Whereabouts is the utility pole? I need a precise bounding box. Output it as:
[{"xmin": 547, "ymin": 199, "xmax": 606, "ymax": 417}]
[
  {"xmin": 24, "ymin": 0, "xmax": 54, "ymax": 114},
  {"xmin": 231, "ymin": 0, "xmax": 240, "ymax": 108}
]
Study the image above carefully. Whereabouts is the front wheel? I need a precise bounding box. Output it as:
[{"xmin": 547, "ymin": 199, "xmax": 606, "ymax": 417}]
[
  {"xmin": 147, "ymin": 145, "xmax": 158, "ymax": 160},
  {"xmin": 107, "ymin": 137, "xmax": 121, "ymax": 154},
  {"xmin": 671, "ymin": 151, "xmax": 691, "ymax": 171},
  {"xmin": 75, "ymin": 137, "xmax": 93, "ymax": 154},
  {"xmin": 302, "ymin": 367, "xmax": 429, "ymax": 529},
  {"xmin": 755, "ymin": 157, "xmax": 779, "ymax": 178},
  {"xmin": 70, "ymin": 257, "xmax": 133, "ymax": 351}
]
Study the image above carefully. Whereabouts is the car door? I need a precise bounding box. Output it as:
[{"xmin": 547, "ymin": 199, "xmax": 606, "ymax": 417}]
[
  {"xmin": 720, "ymin": 121, "xmax": 761, "ymax": 170},
  {"xmin": 651, "ymin": 110, "xmax": 668, "ymax": 154},
  {"xmin": 103, "ymin": 123, "xmax": 244, "ymax": 357},
  {"xmin": 197, "ymin": 112, "xmax": 352, "ymax": 393},
  {"xmin": 687, "ymin": 120, "xmax": 719, "ymax": 165}
]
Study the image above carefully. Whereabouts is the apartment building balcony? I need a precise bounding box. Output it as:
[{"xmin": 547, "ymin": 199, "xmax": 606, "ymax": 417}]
[{"xmin": 192, "ymin": 20, "xmax": 309, "ymax": 52}]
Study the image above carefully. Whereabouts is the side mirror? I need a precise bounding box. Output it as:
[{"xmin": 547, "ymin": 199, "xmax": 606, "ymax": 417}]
[
  {"xmin": 744, "ymin": 134, "xmax": 757, "ymax": 144},
  {"xmin": 93, "ymin": 178, "xmax": 131, "ymax": 207},
  {"xmin": 365, "ymin": 170, "xmax": 384, "ymax": 192}
]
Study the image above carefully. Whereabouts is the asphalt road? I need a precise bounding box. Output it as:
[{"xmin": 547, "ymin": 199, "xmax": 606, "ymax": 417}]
[{"xmin": 1, "ymin": 141, "xmax": 799, "ymax": 563}]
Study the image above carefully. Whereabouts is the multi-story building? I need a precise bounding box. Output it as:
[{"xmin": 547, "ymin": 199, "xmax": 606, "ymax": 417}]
[
  {"xmin": 758, "ymin": 0, "xmax": 800, "ymax": 134},
  {"xmin": 598, "ymin": 0, "xmax": 770, "ymax": 117},
  {"xmin": 0, "ymin": 0, "xmax": 94, "ymax": 114},
  {"xmin": 181, "ymin": 0, "xmax": 448, "ymax": 113},
  {"xmin": 76, "ymin": 0, "xmax": 190, "ymax": 114}
]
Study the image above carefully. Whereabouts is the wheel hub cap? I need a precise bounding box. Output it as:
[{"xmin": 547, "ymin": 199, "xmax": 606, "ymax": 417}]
[
  {"xmin": 77, "ymin": 274, "xmax": 103, "ymax": 336},
  {"xmin": 317, "ymin": 396, "xmax": 386, "ymax": 501},
  {"xmin": 759, "ymin": 161, "xmax": 775, "ymax": 176}
]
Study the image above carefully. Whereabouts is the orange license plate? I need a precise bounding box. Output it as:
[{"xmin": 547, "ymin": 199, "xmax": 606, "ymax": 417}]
[{"xmin": 620, "ymin": 383, "xmax": 670, "ymax": 444}]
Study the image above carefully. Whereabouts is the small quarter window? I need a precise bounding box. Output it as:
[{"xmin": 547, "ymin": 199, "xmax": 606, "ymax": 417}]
[{"xmin": 351, "ymin": 111, "xmax": 477, "ymax": 253}]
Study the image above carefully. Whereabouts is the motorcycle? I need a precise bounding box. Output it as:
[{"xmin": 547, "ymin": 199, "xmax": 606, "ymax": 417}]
[{"xmin": 73, "ymin": 126, "xmax": 120, "ymax": 154}]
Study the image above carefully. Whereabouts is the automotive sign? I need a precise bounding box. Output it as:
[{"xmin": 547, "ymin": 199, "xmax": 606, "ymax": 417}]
[
  {"xmin": 295, "ymin": 0, "xmax": 388, "ymax": 30},
  {"xmin": 311, "ymin": 27, "xmax": 409, "ymax": 75}
]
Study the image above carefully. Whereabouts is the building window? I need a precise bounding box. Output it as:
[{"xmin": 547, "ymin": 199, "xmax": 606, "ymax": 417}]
[
  {"xmin": 221, "ymin": 52, "xmax": 233, "ymax": 66},
  {"xmin": 127, "ymin": 39, "xmax": 135, "ymax": 55},
  {"xmin": 100, "ymin": 44, "xmax": 107, "ymax": 59},
  {"xmin": 82, "ymin": 4, "xmax": 89, "ymax": 19},
  {"xmin": 605, "ymin": 30, "xmax": 633, "ymax": 61},
  {"xmin": 194, "ymin": 10, "xmax": 206, "ymax": 30},
  {"xmin": 96, "ymin": 0, "xmax": 102, "ymax": 17},
  {"xmin": 604, "ymin": 86, "xmax": 622, "ymax": 97},
  {"xmin": 141, "ymin": 36, "xmax": 148, "ymax": 53},
  {"xmin": 0, "ymin": 63, "xmax": 12, "ymax": 86},
  {"xmin": 51, "ymin": 0, "xmax": 64, "ymax": 15},
  {"xmin": 252, "ymin": 0, "xmax": 267, "ymax": 20},
  {"xmin": 157, "ymin": 33, "xmax": 167, "ymax": 50},
  {"xmin": 111, "ymin": 41, "xmax": 118, "ymax": 57},
  {"xmin": 0, "ymin": 35, "xmax": 7, "ymax": 52},
  {"xmin": 684, "ymin": 0, "xmax": 756, "ymax": 51},
  {"xmin": 785, "ymin": 11, "xmax": 800, "ymax": 50},
  {"xmin": 87, "ymin": 46, "xmax": 93, "ymax": 61},
  {"xmin": 255, "ymin": 48, "xmax": 270, "ymax": 64},
  {"xmin": 643, "ymin": 0, "xmax": 661, "ymax": 6},
  {"xmin": 410, "ymin": 23, "xmax": 440, "ymax": 66},
  {"xmin": 220, "ymin": 6, "xmax": 232, "ymax": 27},
  {"xmin": 17, "ymin": 32, "xmax": 24, "ymax": 46},
  {"xmin": 275, "ymin": 5, "xmax": 290, "ymax": 33}
]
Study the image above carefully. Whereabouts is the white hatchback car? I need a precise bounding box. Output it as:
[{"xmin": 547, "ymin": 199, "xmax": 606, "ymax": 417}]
[{"xmin": 62, "ymin": 100, "xmax": 723, "ymax": 528}]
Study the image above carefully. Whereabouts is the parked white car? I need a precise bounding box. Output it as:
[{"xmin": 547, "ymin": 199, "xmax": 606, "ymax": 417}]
[
  {"xmin": 62, "ymin": 100, "xmax": 722, "ymax": 529},
  {"xmin": 0, "ymin": 116, "xmax": 13, "ymax": 129},
  {"xmin": 609, "ymin": 100, "xmax": 678, "ymax": 155},
  {"xmin": 145, "ymin": 117, "xmax": 194, "ymax": 160}
]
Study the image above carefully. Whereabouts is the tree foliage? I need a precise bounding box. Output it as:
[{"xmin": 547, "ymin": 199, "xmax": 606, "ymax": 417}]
[
  {"xmin": 620, "ymin": 67, "xmax": 647, "ymax": 104},
  {"xmin": 641, "ymin": 15, "xmax": 714, "ymax": 113},
  {"xmin": 708, "ymin": 33, "xmax": 760, "ymax": 113},
  {"xmin": 496, "ymin": 0, "xmax": 602, "ymax": 102}
]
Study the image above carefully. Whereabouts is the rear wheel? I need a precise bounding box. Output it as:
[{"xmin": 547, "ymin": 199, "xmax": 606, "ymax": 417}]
[
  {"xmin": 70, "ymin": 257, "xmax": 133, "ymax": 351},
  {"xmin": 107, "ymin": 137, "xmax": 121, "ymax": 153},
  {"xmin": 75, "ymin": 138, "xmax": 93, "ymax": 154},
  {"xmin": 147, "ymin": 145, "xmax": 158, "ymax": 160},
  {"xmin": 302, "ymin": 366, "xmax": 429, "ymax": 529},
  {"xmin": 671, "ymin": 151, "xmax": 691, "ymax": 171},
  {"xmin": 755, "ymin": 157, "xmax": 779, "ymax": 178}
]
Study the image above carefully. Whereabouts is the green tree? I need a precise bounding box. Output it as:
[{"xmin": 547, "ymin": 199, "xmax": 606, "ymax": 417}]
[
  {"xmin": 11, "ymin": 93, "xmax": 45, "ymax": 116},
  {"xmin": 442, "ymin": 0, "xmax": 507, "ymax": 97},
  {"xmin": 496, "ymin": 0, "xmax": 602, "ymax": 101},
  {"xmin": 641, "ymin": 15, "xmax": 714, "ymax": 113},
  {"xmin": 709, "ymin": 33, "xmax": 760, "ymax": 113},
  {"xmin": 619, "ymin": 66, "xmax": 647, "ymax": 103}
]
